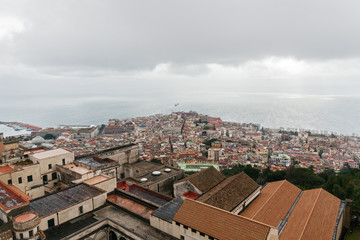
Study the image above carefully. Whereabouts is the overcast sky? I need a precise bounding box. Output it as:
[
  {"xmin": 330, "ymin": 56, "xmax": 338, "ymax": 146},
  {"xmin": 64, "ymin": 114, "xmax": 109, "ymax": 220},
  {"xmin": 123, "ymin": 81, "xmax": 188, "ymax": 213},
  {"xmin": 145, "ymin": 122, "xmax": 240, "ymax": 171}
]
[{"xmin": 1, "ymin": 0, "xmax": 360, "ymax": 121}]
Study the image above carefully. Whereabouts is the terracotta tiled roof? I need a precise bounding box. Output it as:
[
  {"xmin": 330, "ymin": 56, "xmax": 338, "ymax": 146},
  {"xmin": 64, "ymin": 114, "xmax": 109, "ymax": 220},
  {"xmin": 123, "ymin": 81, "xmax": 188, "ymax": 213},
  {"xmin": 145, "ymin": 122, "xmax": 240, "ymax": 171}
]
[
  {"xmin": 241, "ymin": 180, "xmax": 301, "ymax": 227},
  {"xmin": 173, "ymin": 199, "xmax": 271, "ymax": 240},
  {"xmin": 197, "ymin": 172, "xmax": 259, "ymax": 211},
  {"xmin": 177, "ymin": 166, "xmax": 226, "ymax": 193},
  {"xmin": 280, "ymin": 188, "xmax": 341, "ymax": 240}
]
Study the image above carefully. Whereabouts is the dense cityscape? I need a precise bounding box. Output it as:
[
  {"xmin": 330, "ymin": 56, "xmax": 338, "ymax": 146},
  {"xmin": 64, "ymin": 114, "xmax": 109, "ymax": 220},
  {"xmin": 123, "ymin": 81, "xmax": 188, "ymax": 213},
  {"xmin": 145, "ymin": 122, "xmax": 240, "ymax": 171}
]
[
  {"xmin": 0, "ymin": 111, "xmax": 359, "ymax": 239},
  {"xmin": 3, "ymin": 111, "xmax": 359, "ymax": 173}
]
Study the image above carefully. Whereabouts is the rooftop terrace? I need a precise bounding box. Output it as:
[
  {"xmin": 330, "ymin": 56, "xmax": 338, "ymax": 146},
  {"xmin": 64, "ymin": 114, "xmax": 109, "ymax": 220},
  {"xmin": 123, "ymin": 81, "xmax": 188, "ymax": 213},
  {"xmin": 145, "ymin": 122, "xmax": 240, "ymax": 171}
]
[
  {"xmin": 63, "ymin": 163, "xmax": 91, "ymax": 175},
  {"xmin": 117, "ymin": 182, "xmax": 172, "ymax": 206},
  {"xmin": 107, "ymin": 194, "xmax": 154, "ymax": 219},
  {"xmin": 0, "ymin": 180, "xmax": 30, "ymax": 211},
  {"xmin": 31, "ymin": 149, "xmax": 70, "ymax": 159}
]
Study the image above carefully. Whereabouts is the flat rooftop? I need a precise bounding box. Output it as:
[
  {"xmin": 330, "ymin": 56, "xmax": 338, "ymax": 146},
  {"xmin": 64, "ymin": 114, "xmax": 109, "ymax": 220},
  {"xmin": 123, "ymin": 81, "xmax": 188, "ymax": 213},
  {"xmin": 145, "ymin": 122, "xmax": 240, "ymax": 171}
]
[
  {"xmin": 130, "ymin": 161, "xmax": 163, "ymax": 173},
  {"xmin": 30, "ymin": 183, "xmax": 104, "ymax": 217},
  {"xmin": 75, "ymin": 156, "xmax": 116, "ymax": 168},
  {"xmin": 31, "ymin": 148, "xmax": 70, "ymax": 159},
  {"xmin": 94, "ymin": 205, "xmax": 176, "ymax": 240},
  {"xmin": 83, "ymin": 175, "xmax": 111, "ymax": 185},
  {"xmin": 0, "ymin": 180, "xmax": 30, "ymax": 211},
  {"xmin": 107, "ymin": 194, "xmax": 154, "ymax": 219},
  {"xmin": 64, "ymin": 163, "xmax": 91, "ymax": 175},
  {"xmin": 134, "ymin": 166, "xmax": 182, "ymax": 187},
  {"xmin": 118, "ymin": 183, "xmax": 172, "ymax": 206}
]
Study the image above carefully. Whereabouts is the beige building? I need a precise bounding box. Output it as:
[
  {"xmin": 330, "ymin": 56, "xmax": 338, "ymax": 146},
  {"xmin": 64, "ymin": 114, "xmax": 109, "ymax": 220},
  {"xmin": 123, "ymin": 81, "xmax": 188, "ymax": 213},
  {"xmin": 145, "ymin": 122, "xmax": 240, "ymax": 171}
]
[
  {"xmin": 0, "ymin": 163, "xmax": 44, "ymax": 199},
  {"xmin": 29, "ymin": 149, "xmax": 74, "ymax": 192},
  {"xmin": 0, "ymin": 134, "xmax": 23, "ymax": 163},
  {"xmin": 0, "ymin": 180, "xmax": 31, "ymax": 224},
  {"xmin": 29, "ymin": 183, "xmax": 106, "ymax": 232},
  {"xmin": 125, "ymin": 161, "xmax": 185, "ymax": 196},
  {"xmin": 82, "ymin": 175, "xmax": 117, "ymax": 193}
]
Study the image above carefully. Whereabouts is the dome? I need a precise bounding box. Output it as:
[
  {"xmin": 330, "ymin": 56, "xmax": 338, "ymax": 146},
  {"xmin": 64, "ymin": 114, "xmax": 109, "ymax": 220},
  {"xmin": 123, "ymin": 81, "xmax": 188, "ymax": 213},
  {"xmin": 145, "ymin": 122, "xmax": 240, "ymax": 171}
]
[
  {"xmin": 13, "ymin": 212, "xmax": 40, "ymax": 232},
  {"xmin": 14, "ymin": 213, "xmax": 36, "ymax": 223},
  {"xmin": 32, "ymin": 136, "xmax": 44, "ymax": 144}
]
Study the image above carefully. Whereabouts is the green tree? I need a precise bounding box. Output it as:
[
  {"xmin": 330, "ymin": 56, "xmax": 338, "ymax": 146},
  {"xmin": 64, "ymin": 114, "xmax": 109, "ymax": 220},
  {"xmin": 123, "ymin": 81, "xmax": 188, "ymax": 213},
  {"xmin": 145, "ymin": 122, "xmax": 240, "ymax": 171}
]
[
  {"xmin": 44, "ymin": 133, "xmax": 55, "ymax": 140},
  {"xmin": 150, "ymin": 158, "xmax": 163, "ymax": 165}
]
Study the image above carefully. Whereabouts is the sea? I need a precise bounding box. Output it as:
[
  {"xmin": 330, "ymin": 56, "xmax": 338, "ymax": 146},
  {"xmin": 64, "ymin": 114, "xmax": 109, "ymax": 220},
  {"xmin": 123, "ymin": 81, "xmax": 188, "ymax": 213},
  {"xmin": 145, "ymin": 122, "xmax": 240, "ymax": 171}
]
[{"xmin": 1, "ymin": 92, "xmax": 359, "ymax": 137}]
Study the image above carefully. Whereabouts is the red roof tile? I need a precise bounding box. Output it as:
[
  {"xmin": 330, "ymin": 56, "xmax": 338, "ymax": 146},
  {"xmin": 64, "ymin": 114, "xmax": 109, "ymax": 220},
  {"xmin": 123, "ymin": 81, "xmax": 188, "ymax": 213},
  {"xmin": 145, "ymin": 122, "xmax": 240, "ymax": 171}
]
[
  {"xmin": 241, "ymin": 180, "xmax": 301, "ymax": 227},
  {"xmin": 173, "ymin": 199, "xmax": 271, "ymax": 240},
  {"xmin": 280, "ymin": 188, "xmax": 341, "ymax": 240}
]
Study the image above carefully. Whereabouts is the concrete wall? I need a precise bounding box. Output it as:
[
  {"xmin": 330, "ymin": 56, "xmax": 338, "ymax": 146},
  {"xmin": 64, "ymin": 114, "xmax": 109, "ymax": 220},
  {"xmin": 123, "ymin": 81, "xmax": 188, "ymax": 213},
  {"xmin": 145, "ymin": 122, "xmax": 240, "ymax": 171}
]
[
  {"xmin": 30, "ymin": 151, "xmax": 74, "ymax": 175},
  {"xmin": 26, "ymin": 185, "xmax": 45, "ymax": 199},
  {"xmin": 0, "ymin": 208, "xmax": 8, "ymax": 223},
  {"xmin": 38, "ymin": 192, "xmax": 106, "ymax": 231},
  {"xmin": 93, "ymin": 193, "xmax": 107, "ymax": 209},
  {"xmin": 58, "ymin": 199, "xmax": 93, "ymax": 224},
  {"xmin": 150, "ymin": 214, "xmax": 279, "ymax": 240},
  {"xmin": 14, "ymin": 225, "xmax": 38, "ymax": 240},
  {"xmin": 173, "ymin": 181, "xmax": 202, "ymax": 198},
  {"xmin": 97, "ymin": 145, "xmax": 139, "ymax": 166},
  {"xmin": 39, "ymin": 213, "xmax": 58, "ymax": 231},
  {"xmin": 93, "ymin": 178, "xmax": 117, "ymax": 193},
  {"xmin": 150, "ymin": 215, "xmax": 215, "ymax": 240},
  {"xmin": 232, "ymin": 187, "xmax": 261, "ymax": 214},
  {"xmin": 66, "ymin": 220, "xmax": 142, "ymax": 240},
  {"xmin": 335, "ymin": 211, "xmax": 344, "ymax": 240}
]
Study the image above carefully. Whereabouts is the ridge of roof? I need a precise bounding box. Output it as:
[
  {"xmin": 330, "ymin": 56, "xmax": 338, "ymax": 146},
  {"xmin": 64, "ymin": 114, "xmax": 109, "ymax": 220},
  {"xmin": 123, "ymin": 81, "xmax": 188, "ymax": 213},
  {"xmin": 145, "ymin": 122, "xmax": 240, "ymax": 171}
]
[
  {"xmin": 279, "ymin": 187, "xmax": 341, "ymax": 240},
  {"xmin": 298, "ymin": 188, "xmax": 322, "ymax": 240},
  {"xmin": 251, "ymin": 180, "xmax": 286, "ymax": 218}
]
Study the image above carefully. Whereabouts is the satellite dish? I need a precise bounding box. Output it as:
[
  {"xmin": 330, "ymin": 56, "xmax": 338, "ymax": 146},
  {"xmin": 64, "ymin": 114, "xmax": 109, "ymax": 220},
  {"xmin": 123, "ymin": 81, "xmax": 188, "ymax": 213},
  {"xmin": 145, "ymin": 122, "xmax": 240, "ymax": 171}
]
[{"xmin": 152, "ymin": 171, "xmax": 161, "ymax": 176}]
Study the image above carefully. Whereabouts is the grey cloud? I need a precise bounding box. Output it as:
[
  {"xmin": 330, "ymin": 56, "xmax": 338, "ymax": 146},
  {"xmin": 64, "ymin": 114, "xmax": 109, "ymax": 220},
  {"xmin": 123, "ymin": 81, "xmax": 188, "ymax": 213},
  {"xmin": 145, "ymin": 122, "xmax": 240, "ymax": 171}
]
[{"xmin": 0, "ymin": 0, "xmax": 360, "ymax": 71}]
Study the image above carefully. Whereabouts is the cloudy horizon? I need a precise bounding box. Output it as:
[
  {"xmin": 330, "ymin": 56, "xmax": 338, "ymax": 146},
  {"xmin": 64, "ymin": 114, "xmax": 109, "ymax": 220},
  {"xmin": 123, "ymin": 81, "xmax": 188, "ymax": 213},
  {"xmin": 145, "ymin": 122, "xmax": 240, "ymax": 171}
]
[{"xmin": 1, "ymin": 0, "xmax": 360, "ymax": 134}]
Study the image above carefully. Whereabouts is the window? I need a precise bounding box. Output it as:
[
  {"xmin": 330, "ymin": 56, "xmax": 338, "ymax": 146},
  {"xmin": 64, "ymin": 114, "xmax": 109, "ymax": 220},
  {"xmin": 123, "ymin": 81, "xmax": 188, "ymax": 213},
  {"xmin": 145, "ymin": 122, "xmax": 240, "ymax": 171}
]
[
  {"xmin": 200, "ymin": 232, "xmax": 205, "ymax": 237},
  {"xmin": 29, "ymin": 230, "xmax": 33, "ymax": 237},
  {"xmin": 18, "ymin": 177, "xmax": 22, "ymax": 184},
  {"xmin": 48, "ymin": 164, "xmax": 52, "ymax": 169},
  {"xmin": 7, "ymin": 179, "xmax": 12, "ymax": 185},
  {"xmin": 19, "ymin": 233, "xmax": 23, "ymax": 239},
  {"xmin": 176, "ymin": 222, "xmax": 180, "ymax": 226},
  {"xmin": 62, "ymin": 159, "xmax": 65, "ymax": 165},
  {"xmin": 79, "ymin": 206, "xmax": 83, "ymax": 214},
  {"xmin": 48, "ymin": 218, "xmax": 55, "ymax": 228},
  {"xmin": 192, "ymin": 229, "xmax": 197, "ymax": 233},
  {"xmin": 27, "ymin": 175, "xmax": 33, "ymax": 182},
  {"xmin": 120, "ymin": 173, "xmax": 125, "ymax": 179},
  {"xmin": 43, "ymin": 175, "xmax": 48, "ymax": 185},
  {"xmin": 183, "ymin": 225, "xmax": 188, "ymax": 230},
  {"xmin": 209, "ymin": 237, "xmax": 214, "ymax": 240},
  {"xmin": 180, "ymin": 236, "xmax": 184, "ymax": 240},
  {"xmin": 52, "ymin": 172, "xmax": 57, "ymax": 180}
]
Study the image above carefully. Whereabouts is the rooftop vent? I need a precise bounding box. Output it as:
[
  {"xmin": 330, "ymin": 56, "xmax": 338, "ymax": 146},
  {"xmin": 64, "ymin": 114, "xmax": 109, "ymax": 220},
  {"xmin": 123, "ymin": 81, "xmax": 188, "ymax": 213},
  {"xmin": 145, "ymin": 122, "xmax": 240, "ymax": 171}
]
[
  {"xmin": 152, "ymin": 171, "xmax": 161, "ymax": 176},
  {"xmin": 164, "ymin": 168, "xmax": 172, "ymax": 173},
  {"xmin": 140, "ymin": 178, "xmax": 148, "ymax": 182}
]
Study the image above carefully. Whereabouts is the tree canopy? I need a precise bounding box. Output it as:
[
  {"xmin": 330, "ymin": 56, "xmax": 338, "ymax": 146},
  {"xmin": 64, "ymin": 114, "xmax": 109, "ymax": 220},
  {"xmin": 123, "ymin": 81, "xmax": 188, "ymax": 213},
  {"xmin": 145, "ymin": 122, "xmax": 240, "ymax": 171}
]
[{"xmin": 222, "ymin": 164, "xmax": 360, "ymax": 213}]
